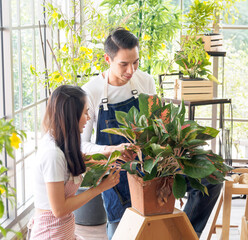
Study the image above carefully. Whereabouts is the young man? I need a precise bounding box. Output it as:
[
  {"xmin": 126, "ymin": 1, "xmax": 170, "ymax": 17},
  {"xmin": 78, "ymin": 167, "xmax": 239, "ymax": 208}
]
[{"xmin": 81, "ymin": 28, "xmax": 222, "ymax": 239}]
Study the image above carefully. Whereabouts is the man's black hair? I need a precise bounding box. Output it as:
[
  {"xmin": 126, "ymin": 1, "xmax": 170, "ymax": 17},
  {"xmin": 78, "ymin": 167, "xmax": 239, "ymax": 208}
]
[{"xmin": 104, "ymin": 27, "xmax": 139, "ymax": 59}]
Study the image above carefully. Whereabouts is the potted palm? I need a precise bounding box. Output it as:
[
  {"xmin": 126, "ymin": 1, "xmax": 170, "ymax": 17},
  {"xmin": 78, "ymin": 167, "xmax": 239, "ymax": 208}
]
[{"xmin": 83, "ymin": 93, "xmax": 232, "ymax": 216}]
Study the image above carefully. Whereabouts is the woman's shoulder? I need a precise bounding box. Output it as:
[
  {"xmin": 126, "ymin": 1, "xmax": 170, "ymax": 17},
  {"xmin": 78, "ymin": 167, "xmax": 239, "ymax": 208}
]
[{"xmin": 37, "ymin": 133, "xmax": 65, "ymax": 164}]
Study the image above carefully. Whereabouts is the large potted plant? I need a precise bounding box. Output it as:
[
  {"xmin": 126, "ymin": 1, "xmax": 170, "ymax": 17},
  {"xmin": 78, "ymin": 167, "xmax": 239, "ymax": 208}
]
[{"xmin": 83, "ymin": 93, "xmax": 232, "ymax": 216}]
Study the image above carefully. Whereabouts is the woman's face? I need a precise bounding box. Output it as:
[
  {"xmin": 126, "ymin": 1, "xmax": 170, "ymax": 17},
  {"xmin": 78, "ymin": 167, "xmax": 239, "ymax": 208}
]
[{"xmin": 79, "ymin": 99, "xmax": 90, "ymax": 133}]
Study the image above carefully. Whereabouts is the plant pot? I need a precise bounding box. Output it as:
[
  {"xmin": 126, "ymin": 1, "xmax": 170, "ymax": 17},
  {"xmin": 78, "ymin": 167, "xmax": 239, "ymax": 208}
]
[
  {"xmin": 174, "ymin": 79, "xmax": 213, "ymax": 101},
  {"xmin": 182, "ymin": 33, "xmax": 223, "ymax": 52},
  {"xmin": 73, "ymin": 187, "xmax": 107, "ymax": 226},
  {"xmin": 202, "ymin": 33, "xmax": 223, "ymax": 52},
  {"xmin": 127, "ymin": 174, "xmax": 175, "ymax": 216}
]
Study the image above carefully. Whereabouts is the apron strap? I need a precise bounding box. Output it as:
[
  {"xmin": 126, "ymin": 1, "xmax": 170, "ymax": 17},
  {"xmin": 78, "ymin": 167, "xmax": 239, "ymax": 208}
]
[
  {"xmin": 101, "ymin": 70, "xmax": 139, "ymax": 111},
  {"xmin": 130, "ymin": 79, "xmax": 138, "ymax": 99},
  {"xmin": 102, "ymin": 70, "xmax": 109, "ymax": 111}
]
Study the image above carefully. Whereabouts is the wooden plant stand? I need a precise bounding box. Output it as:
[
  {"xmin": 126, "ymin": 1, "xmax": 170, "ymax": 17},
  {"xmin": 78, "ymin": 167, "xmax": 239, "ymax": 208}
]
[{"xmin": 112, "ymin": 208, "xmax": 198, "ymax": 240}]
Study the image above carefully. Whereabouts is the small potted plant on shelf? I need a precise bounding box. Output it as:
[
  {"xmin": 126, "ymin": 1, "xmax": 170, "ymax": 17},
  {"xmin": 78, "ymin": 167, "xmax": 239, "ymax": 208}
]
[
  {"xmin": 173, "ymin": 36, "xmax": 218, "ymax": 101},
  {"xmin": 83, "ymin": 93, "xmax": 232, "ymax": 216},
  {"xmin": 174, "ymin": 37, "xmax": 217, "ymax": 82},
  {"xmin": 184, "ymin": 0, "xmax": 241, "ymax": 52}
]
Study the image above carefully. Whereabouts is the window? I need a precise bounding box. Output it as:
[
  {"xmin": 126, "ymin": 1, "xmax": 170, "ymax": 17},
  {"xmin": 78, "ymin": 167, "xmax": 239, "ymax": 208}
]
[{"xmin": 0, "ymin": 0, "xmax": 48, "ymax": 229}]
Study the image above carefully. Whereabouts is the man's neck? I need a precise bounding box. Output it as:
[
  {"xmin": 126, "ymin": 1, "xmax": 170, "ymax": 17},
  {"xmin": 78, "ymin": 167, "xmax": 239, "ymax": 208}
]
[{"xmin": 103, "ymin": 70, "xmax": 127, "ymax": 86}]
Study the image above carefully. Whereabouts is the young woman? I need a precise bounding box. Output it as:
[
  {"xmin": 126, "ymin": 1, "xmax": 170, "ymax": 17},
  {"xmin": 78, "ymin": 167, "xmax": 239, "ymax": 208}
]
[{"xmin": 29, "ymin": 85, "xmax": 120, "ymax": 239}]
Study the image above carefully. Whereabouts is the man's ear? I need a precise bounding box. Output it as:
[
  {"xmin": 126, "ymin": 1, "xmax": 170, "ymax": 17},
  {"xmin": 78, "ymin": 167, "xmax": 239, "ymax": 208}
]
[{"xmin": 104, "ymin": 53, "xmax": 111, "ymax": 65}]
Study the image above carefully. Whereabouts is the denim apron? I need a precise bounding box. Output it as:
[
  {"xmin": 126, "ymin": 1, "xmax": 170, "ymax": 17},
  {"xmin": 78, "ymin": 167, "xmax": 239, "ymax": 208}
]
[{"xmin": 96, "ymin": 70, "xmax": 139, "ymax": 223}]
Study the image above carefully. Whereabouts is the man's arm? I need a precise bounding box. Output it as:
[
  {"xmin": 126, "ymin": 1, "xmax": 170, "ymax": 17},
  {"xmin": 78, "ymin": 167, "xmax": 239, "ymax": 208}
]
[{"xmin": 81, "ymin": 89, "xmax": 106, "ymax": 153}]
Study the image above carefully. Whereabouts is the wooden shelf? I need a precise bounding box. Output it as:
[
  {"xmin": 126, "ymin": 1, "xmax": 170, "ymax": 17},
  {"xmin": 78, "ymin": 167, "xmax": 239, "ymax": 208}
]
[
  {"xmin": 207, "ymin": 51, "xmax": 226, "ymax": 57},
  {"xmin": 112, "ymin": 208, "xmax": 198, "ymax": 240}
]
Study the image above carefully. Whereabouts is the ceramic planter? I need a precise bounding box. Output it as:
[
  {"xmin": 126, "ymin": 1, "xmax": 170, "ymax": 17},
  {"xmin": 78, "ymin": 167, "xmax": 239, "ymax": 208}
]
[{"xmin": 127, "ymin": 174, "xmax": 175, "ymax": 216}]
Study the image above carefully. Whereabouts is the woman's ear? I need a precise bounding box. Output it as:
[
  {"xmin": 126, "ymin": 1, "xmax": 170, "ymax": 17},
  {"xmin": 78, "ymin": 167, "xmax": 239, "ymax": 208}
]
[{"xmin": 104, "ymin": 53, "xmax": 111, "ymax": 65}]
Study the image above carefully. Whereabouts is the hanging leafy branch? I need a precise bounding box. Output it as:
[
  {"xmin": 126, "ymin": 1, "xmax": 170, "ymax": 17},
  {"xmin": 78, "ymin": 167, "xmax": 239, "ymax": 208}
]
[{"xmin": 31, "ymin": 0, "xmax": 110, "ymax": 90}]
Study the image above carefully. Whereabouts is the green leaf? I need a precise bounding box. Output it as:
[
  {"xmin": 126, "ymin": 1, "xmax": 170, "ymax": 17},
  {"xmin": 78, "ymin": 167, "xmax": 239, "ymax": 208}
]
[
  {"xmin": 144, "ymin": 157, "xmax": 158, "ymax": 174},
  {"xmin": 87, "ymin": 153, "xmax": 107, "ymax": 161},
  {"xmin": 182, "ymin": 155, "xmax": 216, "ymax": 178},
  {"xmin": 177, "ymin": 100, "xmax": 185, "ymax": 125},
  {"xmin": 188, "ymin": 177, "xmax": 208, "ymax": 195},
  {"xmin": 143, "ymin": 166, "xmax": 157, "ymax": 181},
  {"xmin": 183, "ymin": 139, "xmax": 207, "ymax": 148},
  {"xmin": 102, "ymin": 128, "xmax": 136, "ymax": 142},
  {"xmin": 139, "ymin": 93, "xmax": 161, "ymax": 118},
  {"xmin": 138, "ymin": 115, "xmax": 148, "ymax": 127},
  {"xmin": 106, "ymin": 150, "xmax": 121, "ymax": 165},
  {"xmin": 115, "ymin": 111, "xmax": 129, "ymax": 127},
  {"xmin": 153, "ymin": 104, "xmax": 171, "ymax": 124},
  {"xmin": 126, "ymin": 106, "xmax": 140, "ymax": 126},
  {"xmin": 196, "ymin": 127, "xmax": 219, "ymax": 140},
  {"xmin": 0, "ymin": 200, "xmax": 4, "ymax": 218},
  {"xmin": 0, "ymin": 225, "xmax": 6, "ymax": 237},
  {"xmin": 137, "ymin": 127, "xmax": 156, "ymax": 144},
  {"xmin": 81, "ymin": 168, "xmax": 106, "ymax": 187},
  {"xmin": 172, "ymin": 174, "xmax": 187, "ymax": 199},
  {"xmin": 122, "ymin": 161, "xmax": 140, "ymax": 174}
]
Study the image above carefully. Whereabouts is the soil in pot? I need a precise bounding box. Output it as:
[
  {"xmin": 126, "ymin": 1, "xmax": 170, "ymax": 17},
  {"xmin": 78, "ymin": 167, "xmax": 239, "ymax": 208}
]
[
  {"xmin": 180, "ymin": 77, "xmax": 205, "ymax": 81},
  {"xmin": 127, "ymin": 174, "xmax": 175, "ymax": 216}
]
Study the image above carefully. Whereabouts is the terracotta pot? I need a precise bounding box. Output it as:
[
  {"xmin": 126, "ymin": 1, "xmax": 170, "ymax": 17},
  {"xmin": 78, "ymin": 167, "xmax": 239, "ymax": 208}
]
[{"xmin": 127, "ymin": 174, "xmax": 175, "ymax": 216}]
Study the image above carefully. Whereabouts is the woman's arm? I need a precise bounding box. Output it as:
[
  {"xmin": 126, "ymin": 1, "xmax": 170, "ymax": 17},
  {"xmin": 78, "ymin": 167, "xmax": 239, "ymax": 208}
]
[{"xmin": 46, "ymin": 169, "xmax": 120, "ymax": 218}]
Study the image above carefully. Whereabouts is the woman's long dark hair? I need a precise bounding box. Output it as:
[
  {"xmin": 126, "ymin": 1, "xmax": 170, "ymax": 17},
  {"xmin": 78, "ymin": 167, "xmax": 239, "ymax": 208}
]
[{"xmin": 43, "ymin": 85, "xmax": 86, "ymax": 176}]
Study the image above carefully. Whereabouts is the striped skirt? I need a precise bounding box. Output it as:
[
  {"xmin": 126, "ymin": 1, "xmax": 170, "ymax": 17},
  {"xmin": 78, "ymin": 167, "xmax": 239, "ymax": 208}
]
[{"xmin": 29, "ymin": 211, "xmax": 84, "ymax": 240}]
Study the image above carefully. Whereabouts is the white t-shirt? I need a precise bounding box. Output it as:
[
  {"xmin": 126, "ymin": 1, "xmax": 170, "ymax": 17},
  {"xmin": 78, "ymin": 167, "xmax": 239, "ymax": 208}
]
[
  {"xmin": 81, "ymin": 69, "xmax": 156, "ymax": 153},
  {"xmin": 33, "ymin": 133, "xmax": 70, "ymax": 210}
]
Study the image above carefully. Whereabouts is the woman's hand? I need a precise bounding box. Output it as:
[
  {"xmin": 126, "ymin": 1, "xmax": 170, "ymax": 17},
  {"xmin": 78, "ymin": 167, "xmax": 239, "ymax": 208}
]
[{"xmin": 98, "ymin": 168, "xmax": 121, "ymax": 192}]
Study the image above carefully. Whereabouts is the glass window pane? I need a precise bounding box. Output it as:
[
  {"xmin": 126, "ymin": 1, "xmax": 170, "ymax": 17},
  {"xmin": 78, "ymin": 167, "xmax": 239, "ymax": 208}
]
[
  {"xmin": 35, "ymin": 28, "xmax": 47, "ymax": 101},
  {"xmin": 11, "ymin": 0, "xmax": 18, "ymax": 27},
  {"xmin": 14, "ymin": 113, "xmax": 23, "ymax": 162},
  {"xmin": 20, "ymin": 0, "xmax": 32, "ymax": 26},
  {"xmin": 223, "ymin": 1, "xmax": 248, "ymax": 25},
  {"xmin": 16, "ymin": 162, "xmax": 24, "ymax": 208},
  {"xmin": 23, "ymin": 108, "xmax": 36, "ymax": 156},
  {"xmin": 12, "ymin": 30, "xmax": 20, "ymax": 111},
  {"xmin": 35, "ymin": 0, "xmax": 44, "ymax": 24},
  {"xmin": 25, "ymin": 154, "xmax": 34, "ymax": 201},
  {"xmin": 228, "ymin": 122, "xmax": 248, "ymax": 159},
  {"xmin": 22, "ymin": 29, "xmax": 34, "ymax": 107},
  {"xmin": 37, "ymin": 102, "xmax": 46, "ymax": 135},
  {"xmin": 223, "ymin": 29, "xmax": 248, "ymax": 119}
]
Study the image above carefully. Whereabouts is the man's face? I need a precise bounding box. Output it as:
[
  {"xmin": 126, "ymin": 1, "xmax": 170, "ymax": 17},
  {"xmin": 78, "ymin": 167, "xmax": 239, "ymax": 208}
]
[{"xmin": 105, "ymin": 46, "xmax": 139, "ymax": 86}]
